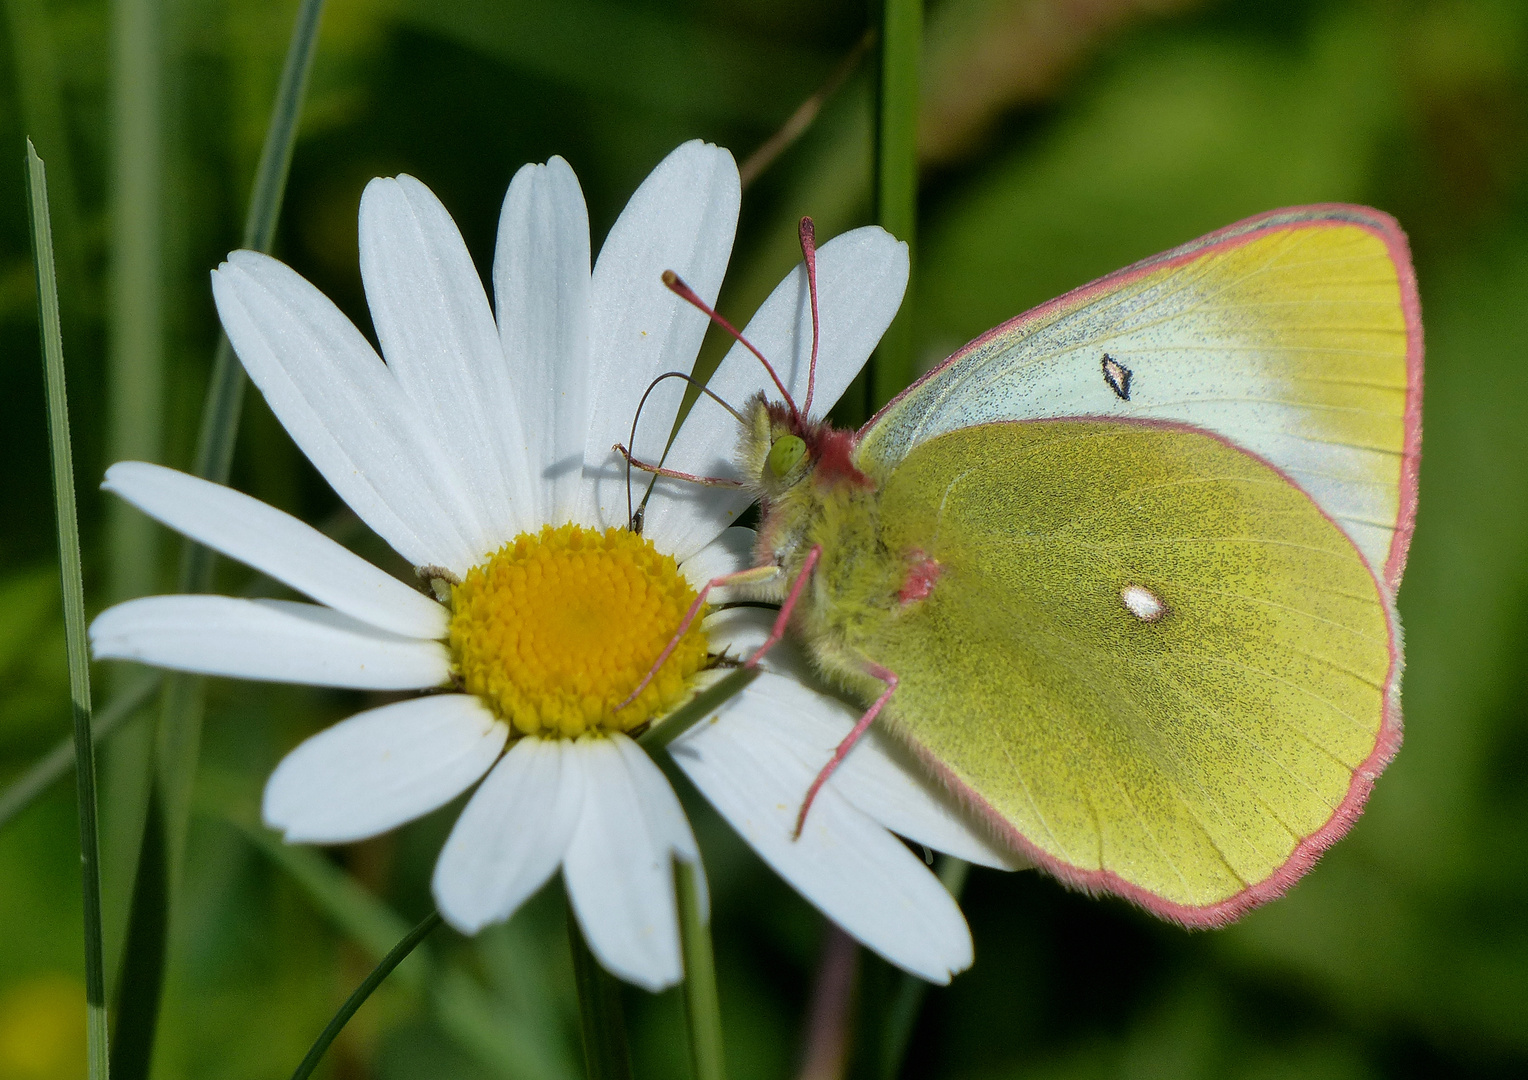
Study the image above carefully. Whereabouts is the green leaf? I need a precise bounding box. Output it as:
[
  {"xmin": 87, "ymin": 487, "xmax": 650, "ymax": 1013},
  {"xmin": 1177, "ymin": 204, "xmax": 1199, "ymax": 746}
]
[{"xmin": 27, "ymin": 137, "xmax": 110, "ymax": 1080}]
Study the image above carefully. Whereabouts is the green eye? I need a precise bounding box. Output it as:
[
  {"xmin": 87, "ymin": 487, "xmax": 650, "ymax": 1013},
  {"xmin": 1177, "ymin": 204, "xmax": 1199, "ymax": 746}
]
[{"xmin": 767, "ymin": 435, "xmax": 808, "ymax": 478}]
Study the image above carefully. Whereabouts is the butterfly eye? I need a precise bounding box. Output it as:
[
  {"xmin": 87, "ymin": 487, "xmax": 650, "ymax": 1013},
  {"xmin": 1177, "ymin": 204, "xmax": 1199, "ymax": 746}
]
[{"xmin": 767, "ymin": 435, "xmax": 808, "ymax": 478}]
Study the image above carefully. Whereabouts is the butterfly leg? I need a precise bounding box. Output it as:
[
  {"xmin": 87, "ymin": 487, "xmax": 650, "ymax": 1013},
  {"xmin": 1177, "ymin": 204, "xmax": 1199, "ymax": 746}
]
[
  {"xmin": 740, "ymin": 545, "xmax": 822, "ymax": 669},
  {"xmin": 793, "ymin": 662, "xmax": 899, "ymax": 839},
  {"xmin": 615, "ymin": 562, "xmax": 784, "ymax": 712}
]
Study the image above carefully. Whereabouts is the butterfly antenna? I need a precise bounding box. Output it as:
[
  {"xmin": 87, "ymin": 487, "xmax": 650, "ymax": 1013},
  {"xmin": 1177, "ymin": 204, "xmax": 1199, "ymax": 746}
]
[
  {"xmin": 662, "ymin": 270, "xmax": 800, "ymax": 423},
  {"xmin": 624, "ymin": 370, "xmax": 748, "ymax": 529},
  {"xmin": 799, "ymin": 217, "xmax": 821, "ymax": 417}
]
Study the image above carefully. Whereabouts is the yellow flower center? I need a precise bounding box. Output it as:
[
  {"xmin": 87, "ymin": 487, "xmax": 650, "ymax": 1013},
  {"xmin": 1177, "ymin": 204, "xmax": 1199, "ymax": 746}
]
[{"xmin": 449, "ymin": 524, "xmax": 709, "ymax": 738}]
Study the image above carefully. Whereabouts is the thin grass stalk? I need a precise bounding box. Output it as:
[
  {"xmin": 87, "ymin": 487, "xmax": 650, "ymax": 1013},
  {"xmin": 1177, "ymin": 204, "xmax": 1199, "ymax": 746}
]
[
  {"xmin": 567, "ymin": 895, "xmax": 634, "ymax": 1080},
  {"xmin": 676, "ymin": 859, "xmax": 726, "ymax": 1080},
  {"xmin": 877, "ymin": 857, "xmax": 969, "ymax": 1079},
  {"xmin": 27, "ymin": 139, "xmax": 110, "ymax": 1080},
  {"xmin": 869, "ymin": 0, "xmax": 921, "ymax": 409},
  {"xmin": 288, "ymin": 911, "xmax": 443, "ymax": 1080}
]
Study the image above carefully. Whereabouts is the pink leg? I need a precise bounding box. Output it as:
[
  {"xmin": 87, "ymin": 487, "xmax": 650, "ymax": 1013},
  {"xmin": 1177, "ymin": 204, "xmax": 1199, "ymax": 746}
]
[
  {"xmin": 615, "ymin": 562, "xmax": 782, "ymax": 711},
  {"xmin": 741, "ymin": 545, "xmax": 822, "ymax": 670},
  {"xmin": 793, "ymin": 661, "xmax": 899, "ymax": 839}
]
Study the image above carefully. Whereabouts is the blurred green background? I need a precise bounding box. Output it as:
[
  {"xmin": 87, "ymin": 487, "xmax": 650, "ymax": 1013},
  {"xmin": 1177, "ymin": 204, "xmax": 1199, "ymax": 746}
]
[{"xmin": 2, "ymin": 0, "xmax": 1526, "ymax": 1077}]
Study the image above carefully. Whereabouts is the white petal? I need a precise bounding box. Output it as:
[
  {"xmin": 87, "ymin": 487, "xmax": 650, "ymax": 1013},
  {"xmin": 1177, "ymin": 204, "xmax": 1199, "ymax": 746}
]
[
  {"xmin": 264, "ymin": 695, "xmax": 506, "ymax": 844},
  {"xmin": 642, "ymin": 227, "xmax": 909, "ymax": 557},
  {"xmin": 495, "ymin": 157, "xmax": 594, "ymax": 527},
  {"xmin": 89, "ymin": 595, "xmax": 450, "ymax": 689},
  {"xmin": 678, "ymin": 526, "xmax": 757, "ymax": 607},
  {"xmin": 212, "ymin": 252, "xmax": 484, "ymax": 575},
  {"xmin": 359, "ymin": 176, "xmax": 535, "ymax": 547},
  {"xmin": 104, "ymin": 461, "xmax": 447, "ymax": 640},
  {"xmin": 583, "ymin": 141, "xmax": 740, "ymax": 548},
  {"xmin": 701, "ymin": 613, "xmax": 1020, "ymax": 869},
  {"xmin": 433, "ymin": 737, "xmax": 585, "ymax": 934},
  {"xmin": 670, "ymin": 673, "xmax": 973, "ymax": 983},
  {"xmin": 611, "ymin": 733, "xmax": 707, "ymax": 920},
  {"xmin": 563, "ymin": 735, "xmax": 685, "ymax": 991}
]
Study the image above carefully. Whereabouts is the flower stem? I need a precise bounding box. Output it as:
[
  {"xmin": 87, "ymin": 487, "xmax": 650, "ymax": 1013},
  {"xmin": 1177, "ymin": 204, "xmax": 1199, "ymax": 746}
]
[
  {"xmin": 677, "ymin": 859, "xmax": 727, "ymax": 1080},
  {"xmin": 870, "ymin": 0, "xmax": 922, "ymax": 409},
  {"xmin": 567, "ymin": 893, "xmax": 634, "ymax": 1080},
  {"xmin": 27, "ymin": 139, "xmax": 110, "ymax": 1080},
  {"xmin": 288, "ymin": 910, "xmax": 442, "ymax": 1080}
]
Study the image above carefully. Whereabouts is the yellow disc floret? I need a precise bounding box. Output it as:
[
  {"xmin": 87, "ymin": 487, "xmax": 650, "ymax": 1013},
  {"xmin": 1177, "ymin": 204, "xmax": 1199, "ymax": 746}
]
[{"xmin": 449, "ymin": 524, "xmax": 709, "ymax": 738}]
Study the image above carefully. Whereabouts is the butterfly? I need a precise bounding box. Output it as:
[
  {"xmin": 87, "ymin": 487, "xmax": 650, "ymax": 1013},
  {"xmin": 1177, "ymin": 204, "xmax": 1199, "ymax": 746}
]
[{"xmin": 629, "ymin": 206, "xmax": 1420, "ymax": 926}]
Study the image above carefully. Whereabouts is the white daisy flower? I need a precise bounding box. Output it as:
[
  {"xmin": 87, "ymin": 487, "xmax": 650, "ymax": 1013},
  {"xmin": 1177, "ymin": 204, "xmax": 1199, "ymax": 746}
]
[{"xmin": 88, "ymin": 140, "xmax": 1009, "ymax": 989}]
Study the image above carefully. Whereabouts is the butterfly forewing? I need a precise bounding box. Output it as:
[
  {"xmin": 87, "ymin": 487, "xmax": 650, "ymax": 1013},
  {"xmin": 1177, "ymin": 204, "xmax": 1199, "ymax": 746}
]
[{"xmin": 857, "ymin": 207, "xmax": 1421, "ymax": 592}]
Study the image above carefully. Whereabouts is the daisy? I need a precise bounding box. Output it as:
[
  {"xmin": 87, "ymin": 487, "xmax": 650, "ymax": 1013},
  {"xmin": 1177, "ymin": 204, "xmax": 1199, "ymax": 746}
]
[{"xmin": 89, "ymin": 140, "xmax": 1011, "ymax": 989}]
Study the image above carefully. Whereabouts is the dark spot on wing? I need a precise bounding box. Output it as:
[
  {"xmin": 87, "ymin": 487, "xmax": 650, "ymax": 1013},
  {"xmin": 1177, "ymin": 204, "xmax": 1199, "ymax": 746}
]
[{"xmin": 1102, "ymin": 354, "xmax": 1132, "ymax": 401}]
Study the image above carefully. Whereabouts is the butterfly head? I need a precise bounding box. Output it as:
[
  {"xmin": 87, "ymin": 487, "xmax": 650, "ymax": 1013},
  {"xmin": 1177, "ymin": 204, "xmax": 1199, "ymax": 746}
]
[
  {"xmin": 737, "ymin": 391, "xmax": 871, "ymax": 504},
  {"xmin": 736, "ymin": 393, "xmax": 811, "ymax": 498}
]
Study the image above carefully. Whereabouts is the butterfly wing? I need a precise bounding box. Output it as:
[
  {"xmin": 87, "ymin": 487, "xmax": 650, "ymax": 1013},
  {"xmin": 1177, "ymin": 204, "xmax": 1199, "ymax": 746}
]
[
  {"xmin": 858, "ymin": 206, "xmax": 1422, "ymax": 591},
  {"xmin": 844, "ymin": 419, "xmax": 1399, "ymax": 924}
]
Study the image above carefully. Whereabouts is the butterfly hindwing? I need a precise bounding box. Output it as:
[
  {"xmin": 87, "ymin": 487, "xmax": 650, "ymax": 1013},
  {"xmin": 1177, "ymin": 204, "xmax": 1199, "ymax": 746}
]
[{"xmin": 841, "ymin": 419, "xmax": 1399, "ymax": 923}]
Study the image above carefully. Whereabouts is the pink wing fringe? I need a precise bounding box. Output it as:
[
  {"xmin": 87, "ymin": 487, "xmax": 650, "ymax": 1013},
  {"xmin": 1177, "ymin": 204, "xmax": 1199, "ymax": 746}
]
[{"xmin": 869, "ymin": 205, "xmax": 1422, "ymax": 926}]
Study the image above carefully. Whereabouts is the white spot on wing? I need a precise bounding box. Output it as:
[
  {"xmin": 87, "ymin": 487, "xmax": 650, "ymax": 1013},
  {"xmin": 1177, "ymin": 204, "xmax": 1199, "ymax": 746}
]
[{"xmin": 1121, "ymin": 584, "xmax": 1167, "ymax": 622}]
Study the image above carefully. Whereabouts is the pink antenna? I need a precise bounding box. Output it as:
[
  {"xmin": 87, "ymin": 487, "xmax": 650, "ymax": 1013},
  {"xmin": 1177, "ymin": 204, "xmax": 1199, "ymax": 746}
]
[
  {"xmin": 661, "ymin": 270, "xmax": 800, "ymax": 423},
  {"xmin": 798, "ymin": 217, "xmax": 821, "ymax": 417}
]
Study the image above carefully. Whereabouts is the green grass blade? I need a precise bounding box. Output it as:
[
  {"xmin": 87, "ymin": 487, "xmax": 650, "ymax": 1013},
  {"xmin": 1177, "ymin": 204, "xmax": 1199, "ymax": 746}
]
[
  {"xmin": 567, "ymin": 894, "xmax": 633, "ymax": 1080},
  {"xmin": 188, "ymin": 0, "xmax": 326, "ymax": 494},
  {"xmin": 870, "ymin": 0, "xmax": 921, "ymax": 409},
  {"xmin": 676, "ymin": 859, "xmax": 726, "ymax": 1080},
  {"xmin": 877, "ymin": 857, "xmax": 968, "ymax": 1079},
  {"xmin": 27, "ymin": 138, "xmax": 110, "ymax": 1080},
  {"xmin": 109, "ymin": 792, "xmax": 166, "ymax": 1077},
  {"xmin": 0, "ymin": 675, "xmax": 159, "ymax": 831},
  {"xmin": 289, "ymin": 911, "xmax": 443, "ymax": 1080}
]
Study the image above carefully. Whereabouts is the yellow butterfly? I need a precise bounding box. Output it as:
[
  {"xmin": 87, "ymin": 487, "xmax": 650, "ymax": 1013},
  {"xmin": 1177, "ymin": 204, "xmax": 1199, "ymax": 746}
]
[{"xmin": 636, "ymin": 207, "xmax": 1420, "ymax": 925}]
